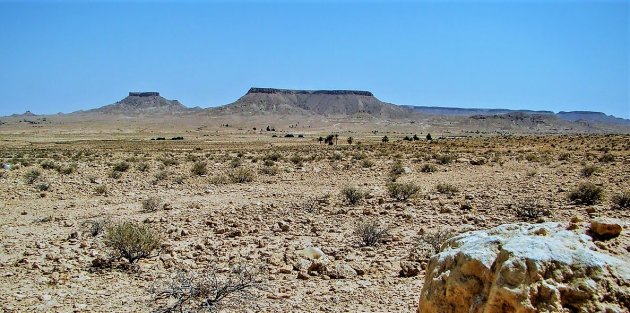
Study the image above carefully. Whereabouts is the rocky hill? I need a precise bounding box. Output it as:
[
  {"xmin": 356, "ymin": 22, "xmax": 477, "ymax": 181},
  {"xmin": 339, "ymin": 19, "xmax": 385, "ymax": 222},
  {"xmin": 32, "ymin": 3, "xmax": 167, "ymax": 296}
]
[
  {"xmin": 83, "ymin": 92, "xmax": 192, "ymax": 115},
  {"xmin": 212, "ymin": 88, "xmax": 413, "ymax": 119}
]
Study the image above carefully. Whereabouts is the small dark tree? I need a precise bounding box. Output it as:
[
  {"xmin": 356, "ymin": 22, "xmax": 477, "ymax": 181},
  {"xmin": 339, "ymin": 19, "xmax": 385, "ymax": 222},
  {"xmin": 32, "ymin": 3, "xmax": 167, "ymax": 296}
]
[
  {"xmin": 347, "ymin": 137, "xmax": 353, "ymax": 145},
  {"xmin": 413, "ymin": 134, "xmax": 420, "ymax": 141},
  {"xmin": 426, "ymin": 133, "xmax": 432, "ymax": 141},
  {"xmin": 382, "ymin": 136, "xmax": 389, "ymax": 143},
  {"xmin": 318, "ymin": 137, "xmax": 323, "ymax": 144},
  {"xmin": 266, "ymin": 126, "xmax": 270, "ymax": 131}
]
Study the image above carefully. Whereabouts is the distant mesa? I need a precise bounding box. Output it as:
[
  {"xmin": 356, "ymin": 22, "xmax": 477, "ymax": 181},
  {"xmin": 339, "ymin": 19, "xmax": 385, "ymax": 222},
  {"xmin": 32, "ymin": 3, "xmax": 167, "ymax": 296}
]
[
  {"xmin": 215, "ymin": 87, "xmax": 410, "ymax": 118},
  {"xmin": 84, "ymin": 91, "xmax": 190, "ymax": 115},
  {"xmin": 129, "ymin": 92, "xmax": 160, "ymax": 97},
  {"xmin": 247, "ymin": 88, "xmax": 374, "ymax": 97}
]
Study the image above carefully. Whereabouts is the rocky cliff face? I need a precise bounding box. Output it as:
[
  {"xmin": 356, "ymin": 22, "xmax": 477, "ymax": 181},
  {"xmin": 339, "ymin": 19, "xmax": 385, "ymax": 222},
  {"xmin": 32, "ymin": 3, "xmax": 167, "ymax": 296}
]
[{"xmin": 213, "ymin": 87, "xmax": 413, "ymax": 118}]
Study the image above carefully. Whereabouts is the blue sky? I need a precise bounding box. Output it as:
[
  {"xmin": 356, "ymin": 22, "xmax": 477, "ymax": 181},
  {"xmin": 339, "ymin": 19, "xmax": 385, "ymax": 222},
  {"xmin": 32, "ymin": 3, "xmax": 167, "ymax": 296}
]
[{"xmin": 0, "ymin": 1, "xmax": 628, "ymax": 118}]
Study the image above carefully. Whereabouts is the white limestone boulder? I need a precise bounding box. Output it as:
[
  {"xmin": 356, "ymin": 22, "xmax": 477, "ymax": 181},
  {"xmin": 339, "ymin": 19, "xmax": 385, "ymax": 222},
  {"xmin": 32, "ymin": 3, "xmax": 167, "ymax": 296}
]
[{"xmin": 418, "ymin": 222, "xmax": 630, "ymax": 313}]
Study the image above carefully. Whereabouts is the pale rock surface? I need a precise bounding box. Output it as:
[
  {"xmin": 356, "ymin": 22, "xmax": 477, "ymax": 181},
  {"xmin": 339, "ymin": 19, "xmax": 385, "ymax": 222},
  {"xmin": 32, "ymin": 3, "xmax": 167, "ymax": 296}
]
[{"xmin": 418, "ymin": 222, "xmax": 630, "ymax": 313}]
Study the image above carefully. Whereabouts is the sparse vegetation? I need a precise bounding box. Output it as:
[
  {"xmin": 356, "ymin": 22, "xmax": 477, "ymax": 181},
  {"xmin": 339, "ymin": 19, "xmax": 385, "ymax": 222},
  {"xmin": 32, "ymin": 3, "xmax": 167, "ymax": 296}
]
[
  {"xmin": 415, "ymin": 228, "xmax": 454, "ymax": 256},
  {"xmin": 513, "ymin": 201, "xmax": 550, "ymax": 220},
  {"xmin": 24, "ymin": 169, "xmax": 41, "ymax": 184},
  {"xmin": 112, "ymin": 161, "xmax": 130, "ymax": 172},
  {"xmin": 142, "ymin": 197, "xmax": 162, "ymax": 212},
  {"xmin": 360, "ymin": 159, "xmax": 374, "ymax": 168},
  {"xmin": 104, "ymin": 221, "xmax": 161, "ymax": 264},
  {"xmin": 354, "ymin": 221, "xmax": 390, "ymax": 246},
  {"xmin": 84, "ymin": 218, "xmax": 110, "ymax": 237},
  {"xmin": 341, "ymin": 185, "xmax": 367, "ymax": 205},
  {"xmin": 152, "ymin": 263, "xmax": 264, "ymax": 313},
  {"xmin": 434, "ymin": 154, "xmax": 454, "ymax": 165},
  {"xmin": 612, "ymin": 191, "xmax": 630, "ymax": 210},
  {"xmin": 95, "ymin": 184, "xmax": 108, "ymax": 195},
  {"xmin": 436, "ymin": 183, "xmax": 458, "ymax": 195},
  {"xmin": 581, "ymin": 165, "xmax": 601, "ymax": 177},
  {"xmin": 599, "ymin": 153, "xmax": 615, "ymax": 163},
  {"xmin": 387, "ymin": 182, "xmax": 420, "ymax": 201},
  {"xmin": 191, "ymin": 161, "xmax": 207, "ymax": 176},
  {"xmin": 568, "ymin": 182, "xmax": 604, "ymax": 205},
  {"xmin": 228, "ymin": 168, "xmax": 254, "ymax": 183},
  {"xmin": 420, "ymin": 164, "xmax": 437, "ymax": 173}
]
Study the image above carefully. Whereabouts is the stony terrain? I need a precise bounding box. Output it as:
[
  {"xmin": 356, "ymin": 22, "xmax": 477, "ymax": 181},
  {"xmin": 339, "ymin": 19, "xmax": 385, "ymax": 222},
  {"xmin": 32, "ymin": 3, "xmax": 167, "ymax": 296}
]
[{"xmin": 0, "ymin": 134, "xmax": 629, "ymax": 312}]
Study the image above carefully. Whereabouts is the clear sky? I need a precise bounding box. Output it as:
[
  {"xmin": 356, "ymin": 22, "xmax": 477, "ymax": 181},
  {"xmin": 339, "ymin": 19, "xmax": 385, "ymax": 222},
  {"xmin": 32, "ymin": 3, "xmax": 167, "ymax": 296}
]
[{"xmin": 0, "ymin": 1, "xmax": 628, "ymax": 118}]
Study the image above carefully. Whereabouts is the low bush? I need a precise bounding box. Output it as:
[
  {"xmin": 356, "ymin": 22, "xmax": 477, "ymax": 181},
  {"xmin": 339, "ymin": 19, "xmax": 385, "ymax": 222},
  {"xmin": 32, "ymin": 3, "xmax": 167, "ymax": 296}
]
[
  {"xmin": 416, "ymin": 228, "xmax": 454, "ymax": 255},
  {"xmin": 420, "ymin": 164, "xmax": 437, "ymax": 173},
  {"xmin": 388, "ymin": 182, "xmax": 420, "ymax": 201},
  {"xmin": 24, "ymin": 169, "xmax": 41, "ymax": 184},
  {"xmin": 513, "ymin": 201, "xmax": 550, "ymax": 220},
  {"xmin": 228, "ymin": 168, "xmax": 255, "ymax": 183},
  {"xmin": 142, "ymin": 197, "xmax": 161, "ymax": 212},
  {"xmin": 581, "ymin": 165, "xmax": 601, "ymax": 177},
  {"xmin": 112, "ymin": 161, "xmax": 130, "ymax": 172},
  {"xmin": 568, "ymin": 182, "xmax": 604, "ymax": 205},
  {"xmin": 361, "ymin": 159, "xmax": 374, "ymax": 168},
  {"xmin": 612, "ymin": 191, "xmax": 630, "ymax": 210},
  {"xmin": 436, "ymin": 183, "xmax": 458, "ymax": 195},
  {"xmin": 341, "ymin": 186, "xmax": 367, "ymax": 205},
  {"xmin": 104, "ymin": 221, "xmax": 161, "ymax": 264},
  {"xmin": 354, "ymin": 221, "xmax": 390, "ymax": 246},
  {"xmin": 599, "ymin": 153, "xmax": 615, "ymax": 163},
  {"xmin": 435, "ymin": 154, "xmax": 454, "ymax": 165},
  {"xmin": 95, "ymin": 184, "xmax": 108, "ymax": 195},
  {"xmin": 190, "ymin": 161, "xmax": 207, "ymax": 176}
]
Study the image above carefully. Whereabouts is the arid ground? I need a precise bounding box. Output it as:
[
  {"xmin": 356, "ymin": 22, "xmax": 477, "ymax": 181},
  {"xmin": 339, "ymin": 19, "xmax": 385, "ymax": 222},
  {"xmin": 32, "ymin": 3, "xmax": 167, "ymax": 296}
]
[{"xmin": 1, "ymin": 133, "xmax": 629, "ymax": 312}]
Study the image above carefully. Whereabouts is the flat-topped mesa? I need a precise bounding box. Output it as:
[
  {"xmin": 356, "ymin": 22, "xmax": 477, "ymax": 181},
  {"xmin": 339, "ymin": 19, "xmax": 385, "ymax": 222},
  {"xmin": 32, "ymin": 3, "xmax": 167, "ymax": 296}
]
[
  {"xmin": 247, "ymin": 87, "xmax": 374, "ymax": 97},
  {"xmin": 129, "ymin": 92, "xmax": 160, "ymax": 97}
]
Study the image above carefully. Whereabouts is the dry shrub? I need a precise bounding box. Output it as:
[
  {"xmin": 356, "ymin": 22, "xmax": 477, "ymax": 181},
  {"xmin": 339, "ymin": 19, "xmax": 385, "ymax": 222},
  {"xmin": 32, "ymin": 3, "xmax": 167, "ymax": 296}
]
[
  {"xmin": 436, "ymin": 183, "xmax": 458, "ymax": 195},
  {"xmin": 341, "ymin": 185, "xmax": 367, "ymax": 205},
  {"xmin": 354, "ymin": 221, "xmax": 390, "ymax": 246},
  {"xmin": 612, "ymin": 191, "xmax": 630, "ymax": 210},
  {"xmin": 191, "ymin": 161, "xmax": 207, "ymax": 176},
  {"xmin": 152, "ymin": 263, "xmax": 264, "ymax": 313},
  {"xmin": 568, "ymin": 182, "xmax": 604, "ymax": 205},
  {"xmin": 142, "ymin": 197, "xmax": 162, "ymax": 212},
  {"xmin": 104, "ymin": 221, "xmax": 161, "ymax": 264},
  {"xmin": 228, "ymin": 168, "xmax": 254, "ymax": 183},
  {"xmin": 388, "ymin": 182, "xmax": 420, "ymax": 201}
]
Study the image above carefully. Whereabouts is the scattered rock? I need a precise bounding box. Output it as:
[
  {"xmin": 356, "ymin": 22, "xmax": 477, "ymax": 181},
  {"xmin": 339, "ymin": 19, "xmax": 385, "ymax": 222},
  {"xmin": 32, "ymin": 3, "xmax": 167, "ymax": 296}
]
[
  {"xmin": 590, "ymin": 218, "xmax": 623, "ymax": 239},
  {"xmin": 300, "ymin": 247, "xmax": 325, "ymax": 260},
  {"xmin": 399, "ymin": 261, "xmax": 420, "ymax": 277},
  {"xmin": 327, "ymin": 262, "xmax": 357, "ymax": 279}
]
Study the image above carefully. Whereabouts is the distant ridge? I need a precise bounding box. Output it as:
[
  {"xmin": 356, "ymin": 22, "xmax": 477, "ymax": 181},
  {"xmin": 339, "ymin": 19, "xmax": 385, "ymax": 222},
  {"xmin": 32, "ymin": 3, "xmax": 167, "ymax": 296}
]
[{"xmin": 407, "ymin": 105, "xmax": 630, "ymax": 126}]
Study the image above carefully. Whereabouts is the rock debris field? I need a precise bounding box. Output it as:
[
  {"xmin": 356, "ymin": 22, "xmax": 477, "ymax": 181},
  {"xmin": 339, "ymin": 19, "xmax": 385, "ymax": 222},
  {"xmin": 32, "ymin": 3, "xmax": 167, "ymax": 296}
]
[{"xmin": 0, "ymin": 135, "xmax": 628, "ymax": 312}]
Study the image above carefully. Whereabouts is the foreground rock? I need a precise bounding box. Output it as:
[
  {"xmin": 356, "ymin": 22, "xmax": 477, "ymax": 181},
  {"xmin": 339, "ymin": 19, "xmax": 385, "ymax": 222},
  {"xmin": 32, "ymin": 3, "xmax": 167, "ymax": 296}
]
[
  {"xmin": 590, "ymin": 218, "xmax": 624, "ymax": 239},
  {"xmin": 418, "ymin": 222, "xmax": 630, "ymax": 313}
]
